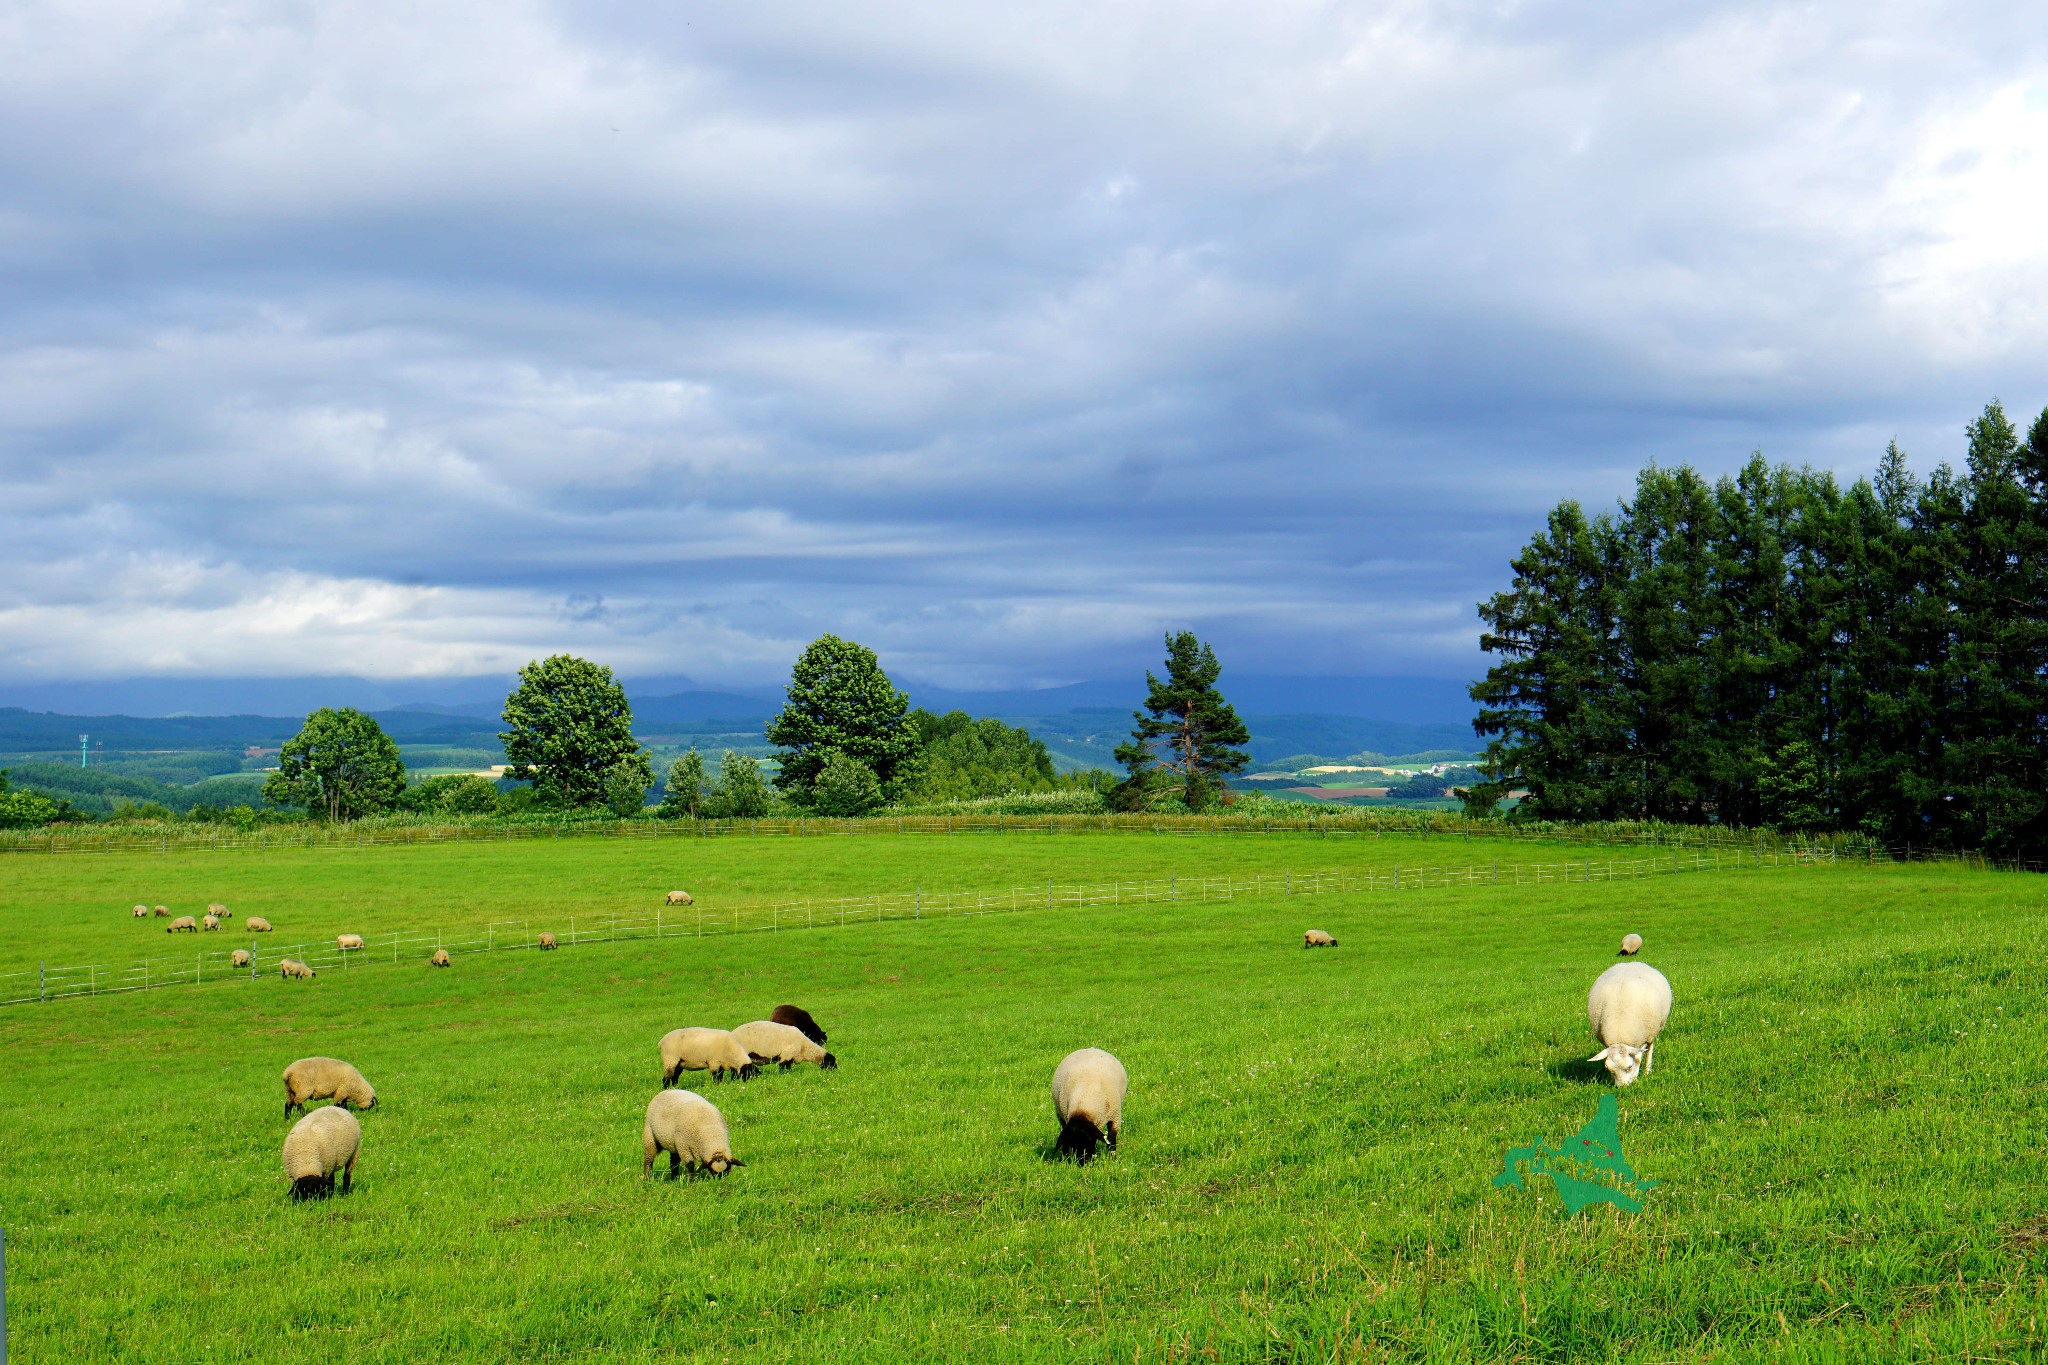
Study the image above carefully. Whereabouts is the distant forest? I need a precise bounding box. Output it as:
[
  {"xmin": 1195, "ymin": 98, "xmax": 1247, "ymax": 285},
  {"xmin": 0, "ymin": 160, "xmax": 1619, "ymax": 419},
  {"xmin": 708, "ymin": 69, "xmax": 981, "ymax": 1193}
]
[{"xmin": 1470, "ymin": 400, "xmax": 2048, "ymax": 856}]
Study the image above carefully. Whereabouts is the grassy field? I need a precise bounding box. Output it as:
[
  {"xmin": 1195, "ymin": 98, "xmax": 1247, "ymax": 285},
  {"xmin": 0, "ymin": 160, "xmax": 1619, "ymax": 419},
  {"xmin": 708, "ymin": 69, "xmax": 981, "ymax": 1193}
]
[{"xmin": 1, "ymin": 834, "xmax": 2042, "ymax": 1362}]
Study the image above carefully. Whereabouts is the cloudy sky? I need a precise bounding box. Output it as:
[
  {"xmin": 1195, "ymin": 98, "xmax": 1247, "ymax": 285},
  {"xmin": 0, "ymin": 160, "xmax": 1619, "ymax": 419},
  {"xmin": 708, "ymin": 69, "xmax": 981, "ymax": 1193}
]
[{"xmin": 3, "ymin": 0, "xmax": 2044, "ymax": 693}]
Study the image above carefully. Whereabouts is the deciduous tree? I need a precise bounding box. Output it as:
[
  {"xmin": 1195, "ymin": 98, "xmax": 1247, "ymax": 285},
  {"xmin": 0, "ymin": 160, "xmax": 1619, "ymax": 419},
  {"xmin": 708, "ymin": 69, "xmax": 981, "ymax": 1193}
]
[
  {"xmin": 261, "ymin": 708, "xmax": 407, "ymax": 822},
  {"xmin": 499, "ymin": 655, "xmax": 651, "ymax": 808}
]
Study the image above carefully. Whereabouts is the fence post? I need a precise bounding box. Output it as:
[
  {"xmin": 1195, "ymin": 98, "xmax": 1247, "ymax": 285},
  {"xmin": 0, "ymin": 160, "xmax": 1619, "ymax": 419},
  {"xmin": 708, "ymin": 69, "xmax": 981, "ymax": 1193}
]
[
  {"xmin": 39, "ymin": 962, "xmax": 45, "ymax": 1003},
  {"xmin": 1046, "ymin": 878, "xmax": 1052, "ymax": 909},
  {"xmin": 1285, "ymin": 869, "xmax": 1290, "ymax": 896},
  {"xmin": 916, "ymin": 887, "xmax": 922, "ymax": 920},
  {"xmin": 2, "ymin": 1224, "xmax": 9, "ymax": 1365}
]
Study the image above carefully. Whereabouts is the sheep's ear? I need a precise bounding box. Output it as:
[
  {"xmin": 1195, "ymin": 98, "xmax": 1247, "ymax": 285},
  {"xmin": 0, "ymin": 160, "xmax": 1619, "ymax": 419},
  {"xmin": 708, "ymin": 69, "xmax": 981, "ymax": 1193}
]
[
  {"xmin": 727, "ymin": 1157, "xmax": 745, "ymax": 1167},
  {"xmin": 1587, "ymin": 1047, "xmax": 1613, "ymax": 1063}
]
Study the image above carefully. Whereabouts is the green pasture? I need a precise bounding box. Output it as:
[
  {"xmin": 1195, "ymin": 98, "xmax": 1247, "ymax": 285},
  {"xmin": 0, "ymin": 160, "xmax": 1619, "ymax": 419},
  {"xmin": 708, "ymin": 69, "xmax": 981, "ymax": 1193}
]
[{"xmin": 0, "ymin": 837, "xmax": 2042, "ymax": 1362}]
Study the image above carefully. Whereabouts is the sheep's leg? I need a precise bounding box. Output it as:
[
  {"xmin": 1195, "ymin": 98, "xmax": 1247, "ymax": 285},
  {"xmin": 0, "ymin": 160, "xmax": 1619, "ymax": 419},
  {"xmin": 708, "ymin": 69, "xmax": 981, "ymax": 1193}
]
[
  {"xmin": 1106, "ymin": 1121, "xmax": 1119, "ymax": 1150},
  {"xmin": 670, "ymin": 1152, "xmax": 682, "ymax": 1180},
  {"xmin": 341, "ymin": 1155, "xmax": 354, "ymax": 1195},
  {"xmin": 1644, "ymin": 1042, "xmax": 1655, "ymax": 1074},
  {"xmin": 780, "ymin": 1060, "xmax": 794, "ymax": 1072}
]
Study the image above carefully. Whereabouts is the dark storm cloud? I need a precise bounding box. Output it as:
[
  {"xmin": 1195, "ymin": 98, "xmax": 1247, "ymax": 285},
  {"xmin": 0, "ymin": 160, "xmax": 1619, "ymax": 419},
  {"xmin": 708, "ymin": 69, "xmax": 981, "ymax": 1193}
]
[{"xmin": 1, "ymin": 0, "xmax": 2045, "ymax": 688}]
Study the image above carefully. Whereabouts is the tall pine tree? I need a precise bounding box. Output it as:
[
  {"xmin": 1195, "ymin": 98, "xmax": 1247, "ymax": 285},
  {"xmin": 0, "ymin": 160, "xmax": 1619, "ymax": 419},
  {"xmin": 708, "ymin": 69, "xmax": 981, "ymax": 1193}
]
[{"xmin": 1114, "ymin": 632, "xmax": 1250, "ymax": 811}]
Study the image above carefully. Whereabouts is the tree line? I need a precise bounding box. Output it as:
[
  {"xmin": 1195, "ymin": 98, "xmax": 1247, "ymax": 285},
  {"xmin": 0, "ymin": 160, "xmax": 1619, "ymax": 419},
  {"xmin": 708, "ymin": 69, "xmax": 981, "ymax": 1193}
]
[{"xmin": 1468, "ymin": 399, "xmax": 2048, "ymax": 856}]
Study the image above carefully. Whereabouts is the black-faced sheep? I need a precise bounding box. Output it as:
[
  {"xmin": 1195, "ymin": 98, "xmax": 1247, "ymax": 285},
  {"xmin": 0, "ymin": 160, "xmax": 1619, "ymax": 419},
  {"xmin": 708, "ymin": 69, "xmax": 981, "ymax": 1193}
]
[
  {"xmin": 537, "ymin": 932, "xmax": 558, "ymax": 951},
  {"xmin": 731, "ymin": 1020, "xmax": 837, "ymax": 1071},
  {"xmin": 658, "ymin": 1028, "xmax": 759, "ymax": 1085},
  {"xmin": 208, "ymin": 902, "xmax": 231, "ymax": 919},
  {"xmin": 1587, "ymin": 961, "xmax": 1672, "ymax": 1086},
  {"xmin": 202, "ymin": 914, "xmax": 221, "ymax": 932},
  {"xmin": 246, "ymin": 916, "xmax": 273, "ymax": 932},
  {"xmin": 153, "ymin": 905, "xmax": 170, "ymax": 917},
  {"xmin": 166, "ymin": 915, "xmax": 198, "ymax": 934},
  {"xmin": 278, "ymin": 958, "xmax": 314, "ymax": 980},
  {"xmin": 429, "ymin": 948, "xmax": 451, "ymax": 968},
  {"xmin": 1052, "ymin": 1047, "xmax": 1127, "ymax": 1166},
  {"xmin": 1303, "ymin": 929, "xmax": 1337, "ymax": 948},
  {"xmin": 230, "ymin": 949, "xmax": 252, "ymax": 968},
  {"xmin": 642, "ymin": 1089, "xmax": 742, "ymax": 1178},
  {"xmin": 770, "ymin": 1004, "xmax": 827, "ymax": 1044},
  {"xmin": 282, "ymin": 1057, "xmax": 377, "ymax": 1118},
  {"xmin": 336, "ymin": 933, "xmax": 365, "ymax": 952},
  {"xmin": 665, "ymin": 889, "xmax": 694, "ymax": 906},
  {"xmin": 282, "ymin": 1105, "xmax": 360, "ymax": 1201},
  {"xmin": 1619, "ymin": 932, "xmax": 1643, "ymax": 956},
  {"xmin": 131, "ymin": 904, "xmax": 149, "ymax": 919}
]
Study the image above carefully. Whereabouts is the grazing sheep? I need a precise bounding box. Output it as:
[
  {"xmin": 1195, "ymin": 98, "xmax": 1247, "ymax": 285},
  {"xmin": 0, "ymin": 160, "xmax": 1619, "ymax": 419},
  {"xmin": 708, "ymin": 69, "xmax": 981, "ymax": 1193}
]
[
  {"xmin": 202, "ymin": 914, "xmax": 221, "ymax": 932},
  {"xmin": 1619, "ymin": 933, "xmax": 1644, "ymax": 956},
  {"xmin": 336, "ymin": 933, "xmax": 365, "ymax": 952},
  {"xmin": 153, "ymin": 905, "xmax": 170, "ymax": 917},
  {"xmin": 643, "ymin": 1089, "xmax": 743, "ymax": 1179},
  {"xmin": 537, "ymin": 932, "xmax": 558, "ymax": 951},
  {"xmin": 732, "ymin": 1020, "xmax": 837, "ymax": 1071},
  {"xmin": 1303, "ymin": 929, "xmax": 1338, "ymax": 948},
  {"xmin": 165, "ymin": 915, "xmax": 198, "ymax": 934},
  {"xmin": 279, "ymin": 958, "xmax": 315, "ymax": 981},
  {"xmin": 208, "ymin": 902, "xmax": 231, "ymax": 919},
  {"xmin": 246, "ymin": 916, "xmax": 273, "ymax": 932},
  {"xmin": 132, "ymin": 904, "xmax": 149, "ymax": 918},
  {"xmin": 1052, "ymin": 1048, "xmax": 1128, "ymax": 1166},
  {"xmin": 282, "ymin": 1057, "xmax": 377, "ymax": 1118},
  {"xmin": 658, "ymin": 1028, "xmax": 759, "ymax": 1086},
  {"xmin": 231, "ymin": 949, "xmax": 252, "ymax": 968},
  {"xmin": 282, "ymin": 1105, "xmax": 360, "ymax": 1201},
  {"xmin": 666, "ymin": 889, "xmax": 694, "ymax": 906},
  {"xmin": 429, "ymin": 948, "xmax": 451, "ymax": 968},
  {"xmin": 770, "ymin": 1003, "xmax": 827, "ymax": 1045},
  {"xmin": 1587, "ymin": 961, "xmax": 1673, "ymax": 1086}
]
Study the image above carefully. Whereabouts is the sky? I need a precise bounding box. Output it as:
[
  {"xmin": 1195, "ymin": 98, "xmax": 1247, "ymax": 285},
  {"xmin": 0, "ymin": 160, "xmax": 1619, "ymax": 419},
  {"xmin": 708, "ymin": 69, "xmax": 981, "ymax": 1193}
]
[{"xmin": 3, "ymin": 0, "xmax": 2045, "ymax": 696}]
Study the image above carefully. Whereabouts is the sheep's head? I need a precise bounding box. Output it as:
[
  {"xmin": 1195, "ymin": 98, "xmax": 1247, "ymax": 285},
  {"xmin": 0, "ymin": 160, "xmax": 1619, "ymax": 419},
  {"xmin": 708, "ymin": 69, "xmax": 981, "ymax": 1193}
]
[
  {"xmin": 820, "ymin": 1052, "xmax": 838, "ymax": 1071},
  {"xmin": 1588, "ymin": 1043, "xmax": 1646, "ymax": 1085}
]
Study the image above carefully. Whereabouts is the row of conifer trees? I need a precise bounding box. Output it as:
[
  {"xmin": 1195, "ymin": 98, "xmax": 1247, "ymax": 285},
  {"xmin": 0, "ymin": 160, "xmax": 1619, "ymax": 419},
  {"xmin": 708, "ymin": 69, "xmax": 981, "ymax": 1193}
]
[{"xmin": 1468, "ymin": 400, "xmax": 2048, "ymax": 856}]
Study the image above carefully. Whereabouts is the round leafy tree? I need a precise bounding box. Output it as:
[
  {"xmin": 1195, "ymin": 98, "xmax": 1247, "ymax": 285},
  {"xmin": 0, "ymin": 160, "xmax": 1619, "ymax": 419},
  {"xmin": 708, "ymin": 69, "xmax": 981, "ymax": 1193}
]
[
  {"xmin": 765, "ymin": 635, "xmax": 918, "ymax": 804},
  {"xmin": 499, "ymin": 655, "xmax": 652, "ymax": 808},
  {"xmin": 809, "ymin": 749, "xmax": 884, "ymax": 816},
  {"xmin": 261, "ymin": 707, "xmax": 408, "ymax": 822}
]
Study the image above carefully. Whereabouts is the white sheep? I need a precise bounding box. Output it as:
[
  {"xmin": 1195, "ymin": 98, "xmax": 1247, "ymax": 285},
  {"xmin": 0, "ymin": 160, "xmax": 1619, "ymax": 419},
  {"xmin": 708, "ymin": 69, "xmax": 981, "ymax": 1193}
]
[
  {"xmin": 1586, "ymin": 961, "xmax": 1672, "ymax": 1086},
  {"xmin": 1619, "ymin": 932, "xmax": 1643, "ymax": 956},
  {"xmin": 537, "ymin": 932, "xmax": 558, "ymax": 951},
  {"xmin": 429, "ymin": 948, "xmax": 451, "ymax": 968},
  {"xmin": 279, "ymin": 958, "xmax": 315, "ymax": 980},
  {"xmin": 336, "ymin": 934, "xmax": 365, "ymax": 952},
  {"xmin": 642, "ymin": 1089, "xmax": 743, "ymax": 1178},
  {"xmin": 1303, "ymin": 929, "xmax": 1337, "ymax": 948},
  {"xmin": 282, "ymin": 1105, "xmax": 360, "ymax": 1201},
  {"xmin": 731, "ymin": 1020, "xmax": 837, "ymax": 1071},
  {"xmin": 231, "ymin": 949, "xmax": 252, "ymax": 968},
  {"xmin": 165, "ymin": 915, "xmax": 198, "ymax": 934},
  {"xmin": 1052, "ymin": 1048, "xmax": 1128, "ymax": 1165},
  {"xmin": 153, "ymin": 905, "xmax": 170, "ymax": 917},
  {"xmin": 208, "ymin": 902, "xmax": 231, "ymax": 919},
  {"xmin": 665, "ymin": 890, "xmax": 694, "ymax": 906},
  {"xmin": 658, "ymin": 1028, "xmax": 759, "ymax": 1085},
  {"xmin": 282, "ymin": 1057, "xmax": 377, "ymax": 1117},
  {"xmin": 202, "ymin": 914, "xmax": 221, "ymax": 932},
  {"xmin": 246, "ymin": 916, "xmax": 273, "ymax": 932},
  {"xmin": 131, "ymin": 904, "xmax": 149, "ymax": 919}
]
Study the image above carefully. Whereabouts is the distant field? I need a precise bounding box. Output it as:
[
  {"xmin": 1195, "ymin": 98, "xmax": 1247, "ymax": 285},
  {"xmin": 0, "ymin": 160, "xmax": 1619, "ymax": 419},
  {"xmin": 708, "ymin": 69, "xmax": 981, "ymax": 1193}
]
[{"xmin": 1, "ymin": 837, "xmax": 2041, "ymax": 1362}]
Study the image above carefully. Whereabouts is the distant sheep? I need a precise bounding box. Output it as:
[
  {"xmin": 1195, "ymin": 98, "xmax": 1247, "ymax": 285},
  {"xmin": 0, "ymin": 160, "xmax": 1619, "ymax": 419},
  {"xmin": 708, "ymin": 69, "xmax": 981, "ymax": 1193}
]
[
  {"xmin": 1052, "ymin": 1047, "xmax": 1127, "ymax": 1166},
  {"xmin": 1619, "ymin": 933, "xmax": 1643, "ymax": 956},
  {"xmin": 430, "ymin": 948, "xmax": 451, "ymax": 968},
  {"xmin": 336, "ymin": 934, "xmax": 365, "ymax": 952},
  {"xmin": 282, "ymin": 1105, "xmax": 360, "ymax": 1201},
  {"xmin": 208, "ymin": 902, "xmax": 230, "ymax": 919},
  {"xmin": 658, "ymin": 1028, "xmax": 759, "ymax": 1085},
  {"xmin": 1587, "ymin": 961, "xmax": 1672, "ymax": 1086},
  {"xmin": 282, "ymin": 1057, "xmax": 377, "ymax": 1118},
  {"xmin": 202, "ymin": 914, "xmax": 221, "ymax": 932},
  {"xmin": 279, "ymin": 958, "xmax": 315, "ymax": 980},
  {"xmin": 230, "ymin": 949, "xmax": 252, "ymax": 969},
  {"xmin": 132, "ymin": 904, "xmax": 149, "ymax": 919},
  {"xmin": 643, "ymin": 1089, "xmax": 741, "ymax": 1178},
  {"xmin": 246, "ymin": 917, "xmax": 273, "ymax": 932},
  {"xmin": 165, "ymin": 915, "xmax": 198, "ymax": 934},
  {"xmin": 153, "ymin": 905, "xmax": 170, "ymax": 917},
  {"xmin": 770, "ymin": 1003, "xmax": 827, "ymax": 1045},
  {"xmin": 732, "ymin": 1020, "xmax": 837, "ymax": 1071},
  {"xmin": 666, "ymin": 890, "xmax": 694, "ymax": 906},
  {"xmin": 537, "ymin": 932, "xmax": 558, "ymax": 951},
  {"xmin": 1303, "ymin": 929, "xmax": 1337, "ymax": 948}
]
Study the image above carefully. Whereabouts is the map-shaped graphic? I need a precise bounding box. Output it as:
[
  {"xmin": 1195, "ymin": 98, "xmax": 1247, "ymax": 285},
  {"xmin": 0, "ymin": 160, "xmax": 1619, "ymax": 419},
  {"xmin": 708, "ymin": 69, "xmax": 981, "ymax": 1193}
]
[{"xmin": 1493, "ymin": 1093, "xmax": 1657, "ymax": 1215}]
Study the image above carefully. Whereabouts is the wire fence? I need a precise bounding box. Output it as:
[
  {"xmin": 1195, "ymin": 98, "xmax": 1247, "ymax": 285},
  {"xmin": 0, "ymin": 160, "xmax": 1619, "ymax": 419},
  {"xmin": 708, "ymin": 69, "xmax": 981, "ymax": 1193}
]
[{"xmin": 0, "ymin": 839, "xmax": 1887, "ymax": 1007}]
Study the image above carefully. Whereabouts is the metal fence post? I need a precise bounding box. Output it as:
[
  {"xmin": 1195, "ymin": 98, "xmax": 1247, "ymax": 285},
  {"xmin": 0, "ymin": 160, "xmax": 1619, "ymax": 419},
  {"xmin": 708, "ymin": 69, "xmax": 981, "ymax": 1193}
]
[
  {"xmin": 39, "ymin": 962, "xmax": 44, "ymax": 1004},
  {"xmin": 3, "ymin": 1224, "xmax": 10, "ymax": 1365}
]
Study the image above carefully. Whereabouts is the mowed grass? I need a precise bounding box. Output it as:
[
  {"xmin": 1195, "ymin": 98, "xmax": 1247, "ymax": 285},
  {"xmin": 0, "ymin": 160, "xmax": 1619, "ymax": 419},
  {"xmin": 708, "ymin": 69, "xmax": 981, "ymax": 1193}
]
[
  {"xmin": 0, "ymin": 829, "xmax": 1583, "ymax": 978},
  {"xmin": 1, "ymin": 839, "xmax": 2044, "ymax": 1362}
]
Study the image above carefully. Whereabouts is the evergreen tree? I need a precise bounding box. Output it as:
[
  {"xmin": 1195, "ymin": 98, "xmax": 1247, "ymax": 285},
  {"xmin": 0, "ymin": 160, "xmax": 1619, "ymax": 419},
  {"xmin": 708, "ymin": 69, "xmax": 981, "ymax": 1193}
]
[
  {"xmin": 1113, "ymin": 632, "xmax": 1250, "ymax": 810},
  {"xmin": 765, "ymin": 635, "xmax": 918, "ymax": 804}
]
